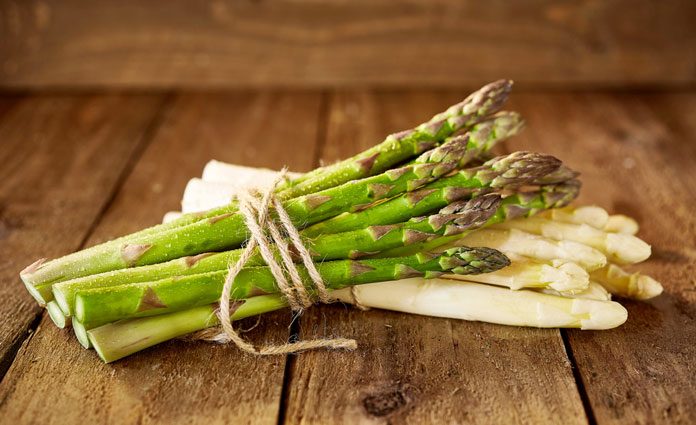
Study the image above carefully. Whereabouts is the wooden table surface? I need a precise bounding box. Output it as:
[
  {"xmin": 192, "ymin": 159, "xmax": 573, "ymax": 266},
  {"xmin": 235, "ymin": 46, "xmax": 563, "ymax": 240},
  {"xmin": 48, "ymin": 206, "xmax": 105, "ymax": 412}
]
[{"xmin": 0, "ymin": 89, "xmax": 694, "ymax": 424}]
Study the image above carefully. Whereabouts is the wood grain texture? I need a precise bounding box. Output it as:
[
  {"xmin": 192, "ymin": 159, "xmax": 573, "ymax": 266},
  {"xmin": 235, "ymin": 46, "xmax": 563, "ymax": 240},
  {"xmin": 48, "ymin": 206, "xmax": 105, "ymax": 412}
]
[
  {"xmin": 1, "ymin": 90, "xmax": 695, "ymax": 424},
  {"xmin": 0, "ymin": 92, "xmax": 324, "ymax": 424},
  {"xmin": 0, "ymin": 93, "xmax": 163, "ymax": 377},
  {"xmin": 283, "ymin": 91, "xmax": 587, "ymax": 424},
  {"xmin": 1, "ymin": 0, "xmax": 695, "ymax": 88},
  {"xmin": 504, "ymin": 93, "xmax": 696, "ymax": 424}
]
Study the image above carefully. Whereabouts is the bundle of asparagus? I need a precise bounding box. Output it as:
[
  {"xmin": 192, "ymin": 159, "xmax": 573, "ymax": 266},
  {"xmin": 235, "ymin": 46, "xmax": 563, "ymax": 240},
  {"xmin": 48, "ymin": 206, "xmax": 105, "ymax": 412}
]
[
  {"xmin": 164, "ymin": 163, "xmax": 661, "ymax": 328},
  {"xmin": 20, "ymin": 81, "xmax": 662, "ymax": 363}
]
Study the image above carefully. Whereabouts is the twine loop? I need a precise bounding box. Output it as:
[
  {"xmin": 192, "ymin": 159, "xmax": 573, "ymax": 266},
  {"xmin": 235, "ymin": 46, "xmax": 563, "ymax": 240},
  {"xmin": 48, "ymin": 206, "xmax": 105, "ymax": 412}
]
[{"xmin": 197, "ymin": 169, "xmax": 357, "ymax": 355}]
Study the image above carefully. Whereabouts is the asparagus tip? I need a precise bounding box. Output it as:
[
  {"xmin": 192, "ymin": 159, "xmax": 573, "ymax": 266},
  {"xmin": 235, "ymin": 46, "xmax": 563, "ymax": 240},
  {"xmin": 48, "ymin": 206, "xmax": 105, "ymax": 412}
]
[
  {"xmin": 604, "ymin": 214, "xmax": 640, "ymax": 235},
  {"xmin": 573, "ymin": 299, "xmax": 628, "ymax": 330},
  {"xmin": 635, "ymin": 275, "xmax": 664, "ymax": 300},
  {"xmin": 605, "ymin": 233, "xmax": 651, "ymax": 264}
]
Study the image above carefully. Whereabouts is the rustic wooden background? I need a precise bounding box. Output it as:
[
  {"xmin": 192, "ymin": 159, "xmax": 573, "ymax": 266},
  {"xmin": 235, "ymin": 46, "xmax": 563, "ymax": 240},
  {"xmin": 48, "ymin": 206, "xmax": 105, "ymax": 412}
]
[
  {"xmin": 0, "ymin": 1, "xmax": 695, "ymax": 424},
  {"xmin": 1, "ymin": 0, "xmax": 695, "ymax": 88},
  {"xmin": 0, "ymin": 90, "xmax": 694, "ymax": 424}
]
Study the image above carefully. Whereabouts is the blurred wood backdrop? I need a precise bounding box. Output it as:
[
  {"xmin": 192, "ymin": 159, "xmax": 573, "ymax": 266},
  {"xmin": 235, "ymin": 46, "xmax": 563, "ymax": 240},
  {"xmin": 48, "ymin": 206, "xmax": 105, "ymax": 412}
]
[{"xmin": 1, "ymin": 0, "xmax": 695, "ymax": 89}]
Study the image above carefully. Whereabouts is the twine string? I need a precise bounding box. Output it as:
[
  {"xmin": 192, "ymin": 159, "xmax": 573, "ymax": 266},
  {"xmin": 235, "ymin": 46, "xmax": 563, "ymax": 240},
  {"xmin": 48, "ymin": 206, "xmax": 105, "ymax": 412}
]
[{"xmin": 199, "ymin": 169, "xmax": 357, "ymax": 354}]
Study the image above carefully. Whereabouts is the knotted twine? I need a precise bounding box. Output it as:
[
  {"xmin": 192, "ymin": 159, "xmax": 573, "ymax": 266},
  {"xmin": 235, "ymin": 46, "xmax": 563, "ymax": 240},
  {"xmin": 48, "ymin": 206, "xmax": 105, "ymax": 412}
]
[{"xmin": 195, "ymin": 169, "xmax": 357, "ymax": 355}]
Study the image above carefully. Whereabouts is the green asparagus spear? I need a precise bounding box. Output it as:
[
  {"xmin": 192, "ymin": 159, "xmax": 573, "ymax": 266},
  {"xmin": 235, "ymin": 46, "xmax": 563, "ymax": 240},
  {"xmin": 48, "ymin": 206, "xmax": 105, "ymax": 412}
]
[
  {"xmin": 303, "ymin": 151, "xmax": 563, "ymax": 237},
  {"xmin": 72, "ymin": 317, "xmax": 91, "ymax": 349},
  {"xmin": 40, "ymin": 145, "xmax": 547, "ymax": 308},
  {"xmin": 21, "ymin": 82, "xmax": 513, "ymax": 292},
  {"xmin": 280, "ymin": 80, "xmax": 513, "ymax": 196},
  {"xmin": 54, "ymin": 194, "xmax": 503, "ymax": 314},
  {"xmin": 375, "ymin": 180, "xmax": 581, "ymax": 258},
  {"xmin": 46, "ymin": 301, "xmax": 68, "ymax": 329},
  {"xmin": 86, "ymin": 246, "xmax": 510, "ymax": 363},
  {"xmin": 88, "ymin": 300, "xmax": 277, "ymax": 362},
  {"xmin": 74, "ymin": 247, "xmax": 509, "ymax": 328},
  {"xmin": 23, "ymin": 134, "xmax": 482, "ymax": 293},
  {"xmin": 56, "ymin": 181, "xmax": 577, "ymax": 316}
]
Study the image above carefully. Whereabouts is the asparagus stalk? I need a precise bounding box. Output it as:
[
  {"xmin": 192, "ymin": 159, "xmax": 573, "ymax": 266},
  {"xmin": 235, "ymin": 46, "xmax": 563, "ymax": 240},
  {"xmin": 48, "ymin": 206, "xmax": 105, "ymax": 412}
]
[
  {"xmin": 452, "ymin": 228, "xmax": 607, "ymax": 271},
  {"xmin": 72, "ymin": 317, "xmax": 92, "ymax": 349},
  {"xmin": 202, "ymin": 161, "xmax": 302, "ymax": 185},
  {"xmin": 590, "ymin": 264, "xmax": 663, "ymax": 300},
  {"xmin": 604, "ymin": 215, "xmax": 639, "ymax": 235},
  {"xmin": 46, "ymin": 301, "xmax": 69, "ymax": 329},
  {"xmin": 538, "ymin": 206, "xmax": 609, "ymax": 229},
  {"xmin": 74, "ymin": 247, "xmax": 510, "ymax": 328},
  {"xmin": 183, "ymin": 168, "xmax": 304, "ymax": 213},
  {"xmin": 87, "ymin": 274, "xmax": 628, "ymax": 363},
  {"xmin": 183, "ymin": 112, "xmax": 526, "ymax": 216},
  {"xmin": 442, "ymin": 257, "xmax": 587, "ymax": 293},
  {"xmin": 59, "ymin": 180, "xmax": 573, "ymax": 318},
  {"xmin": 335, "ymin": 278, "xmax": 627, "ymax": 329},
  {"xmin": 54, "ymin": 149, "xmax": 555, "ymax": 312},
  {"xmin": 88, "ymin": 296, "xmax": 286, "ymax": 363},
  {"xmin": 27, "ymin": 81, "xmax": 513, "ymax": 291},
  {"xmin": 303, "ymin": 149, "xmax": 561, "ymax": 238},
  {"xmin": 494, "ymin": 217, "xmax": 651, "ymax": 264},
  {"xmin": 375, "ymin": 180, "xmax": 581, "ymax": 258},
  {"xmin": 541, "ymin": 281, "xmax": 611, "ymax": 301},
  {"xmin": 54, "ymin": 195, "xmax": 504, "ymax": 315},
  {"xmin": 24, "ymin": 134, "xmax": 485, "ymax": 295},
  {"xmin": 281, "ymin": 80, "xmax": 513, "ymax": 197}
]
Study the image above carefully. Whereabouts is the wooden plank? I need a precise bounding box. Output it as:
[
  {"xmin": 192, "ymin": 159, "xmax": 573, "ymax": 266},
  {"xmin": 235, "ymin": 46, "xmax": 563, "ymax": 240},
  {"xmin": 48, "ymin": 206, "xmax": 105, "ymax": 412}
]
[
  {"xmin": 0, "ymin": 91, "xmax": 324, "ymax": 424},
  {"xmin": 1, "ymin": 1, "xmax": 695, "ymax": 88},
  {"xmin": 0, "ymin": 93, "xmax": 164, "ymax": 376},
  {"xmin": 504, "ymin": 92, "xmax": 696, "ymax": 424},
  {"xmin": 282, "ymin": 90, "xmax": 587, "ymax": 424},
  {"xmin": 0, "ymin": 96, "xmax": 20, "ymax": 118}
]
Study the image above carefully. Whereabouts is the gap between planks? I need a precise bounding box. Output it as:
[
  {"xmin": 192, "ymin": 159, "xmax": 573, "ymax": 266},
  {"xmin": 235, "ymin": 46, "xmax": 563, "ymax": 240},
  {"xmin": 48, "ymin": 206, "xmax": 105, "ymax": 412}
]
[
  {"xmin": 561, "ymin": 330, "xmax": 598, "ymax": 425},
  {"xmin": 500, "ymin": 110, "xmax": 597, "ymax": 424},
  {"xmin": 277, "ymin": 90, "xmax": 332, "ymax": 425}
]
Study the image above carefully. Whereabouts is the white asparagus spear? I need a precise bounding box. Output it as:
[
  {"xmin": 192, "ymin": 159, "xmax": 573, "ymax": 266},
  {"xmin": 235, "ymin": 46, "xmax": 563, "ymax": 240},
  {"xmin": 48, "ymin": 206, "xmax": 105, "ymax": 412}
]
[
  {"xmin": 201, "ymin": 160, "xmax": 301, "ymax": 184},
  {"xmin": 538, "ymin": 206, "xmax": 609, "ymax": 229},
  {"xmin": 590, "ymin": 264, "xmax": 663, "ymax": 300},
  {"xmin": 182, "ymin": 178, "xmax": 237, "ymax": 213},
  {"xmin": 165, "ymin": 160, "xmax": 642, "ymax": 329},
  {"xmin": 332, "ymin": 278, "xmax": 627, "ymax": 330},
  {"xmin": 603, "ymin": 214, "xmax": 639, "ymax": 235},
  {"xmin": 443, "ymin": 258, "xmax": 588, "ymax": 293},
  {"xmin": 163, "ymin": 211, "xmax": 182, "ymax": 224},
  {"xmin": 493, "ymin": 217, "xmax": 651, "ymax": 265},
  {"xmin": 541, "ymin": 281, "xmax": 611, "ymax": 301},
  {"xmin": 453, "ymin": 228, "xmax": 606, "ymax": 271},
  {"xmin": 184, "ymin": 167, "xmax": 301, "ymax": 213}
]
